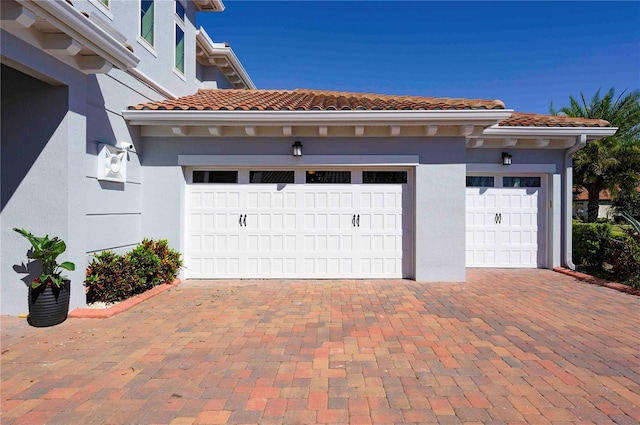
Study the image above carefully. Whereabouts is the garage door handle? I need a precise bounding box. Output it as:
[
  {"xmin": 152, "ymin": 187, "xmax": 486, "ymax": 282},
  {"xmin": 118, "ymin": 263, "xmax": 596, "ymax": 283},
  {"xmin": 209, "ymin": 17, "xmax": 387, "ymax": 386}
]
[
  {"xmin": 495, "ymin": 213, "xmax": 502, "ymax": 224},
  {"xmin": 356, "ymin": 214, "xmax": 360, "ymax": 227},
  {"xmin": 243, "ymin": 215, "xmax": 247, "ymax": 227},
  {"xmin": 352, "ymin": 214, "xmax": 356, "ymax": 227}
]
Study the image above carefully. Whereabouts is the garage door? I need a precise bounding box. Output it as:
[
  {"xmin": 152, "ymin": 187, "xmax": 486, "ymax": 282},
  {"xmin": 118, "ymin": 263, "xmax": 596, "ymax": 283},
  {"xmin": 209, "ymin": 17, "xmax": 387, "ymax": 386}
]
[
  {"xmin": 186, "ymin": 170, "xmax": 411, "ymax": 279},
  {"xmin": 466, "ymin": 176, "xmax": 543, "ymax": 268}
]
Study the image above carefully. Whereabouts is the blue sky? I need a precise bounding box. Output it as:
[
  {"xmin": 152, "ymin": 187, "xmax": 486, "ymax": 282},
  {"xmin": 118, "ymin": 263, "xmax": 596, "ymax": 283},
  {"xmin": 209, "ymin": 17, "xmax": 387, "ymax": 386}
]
[{"xmin": 199, "ymin": 1, "xmax": 640, "ymax": 114}]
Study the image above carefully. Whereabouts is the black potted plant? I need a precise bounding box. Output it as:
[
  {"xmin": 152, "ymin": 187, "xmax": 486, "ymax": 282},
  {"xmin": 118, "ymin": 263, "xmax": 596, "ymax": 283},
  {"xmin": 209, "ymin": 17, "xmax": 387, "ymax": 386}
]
[{"xmin": 13, "ymin": 228, "xmax": 75, "ymax": 327}]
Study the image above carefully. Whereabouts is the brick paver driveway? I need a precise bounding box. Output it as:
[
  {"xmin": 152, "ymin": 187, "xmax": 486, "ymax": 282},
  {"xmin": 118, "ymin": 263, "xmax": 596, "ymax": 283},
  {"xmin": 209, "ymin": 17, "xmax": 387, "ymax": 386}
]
[{"xmin": 1, "ymin": 269, "xmax": 639, "ymax": 424}]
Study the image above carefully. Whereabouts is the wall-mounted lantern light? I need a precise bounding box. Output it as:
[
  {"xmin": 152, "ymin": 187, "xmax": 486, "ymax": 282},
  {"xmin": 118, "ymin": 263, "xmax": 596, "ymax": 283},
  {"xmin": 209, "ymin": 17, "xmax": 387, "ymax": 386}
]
[
  {"xmin": 502, "ymin": 152, "xmax": 512, "ymax": 166},
  {"xmin": 292, "ymin": 141, "xmax": 303, "ymax": 157}
]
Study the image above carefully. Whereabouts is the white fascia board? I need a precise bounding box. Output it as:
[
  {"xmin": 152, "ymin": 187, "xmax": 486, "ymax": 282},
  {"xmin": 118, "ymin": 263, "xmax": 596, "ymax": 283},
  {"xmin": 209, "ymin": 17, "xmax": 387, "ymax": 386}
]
[
  {"xmin": 123, "ymin": 109, "xmax": 514, "ymax": 126},
  {"xmin": 18, "ymin": 0, "xmax": 139, "ymax": 70},
  {"xmin": 482, "ymin": 125, "xmax": 618, "ymax": 140},
  {"xmin": 196, "ymin": 28, "xmax": 255, "ymax": 89},
  {"xmin": 179, "ymin": 155, "xmax": 419, "ymax": 167}
]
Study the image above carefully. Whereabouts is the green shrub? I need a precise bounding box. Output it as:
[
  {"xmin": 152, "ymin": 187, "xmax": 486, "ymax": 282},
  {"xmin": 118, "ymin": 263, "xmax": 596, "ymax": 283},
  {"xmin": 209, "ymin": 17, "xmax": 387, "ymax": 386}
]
[
  {"xmin": 126, "ymin": 239, "xmax": 162, "ymax": 291},
  {"xmin": 85, "ymin": 251, "xmax": 135, "ymax": 303},
  {"xmin": 150, "ymin": 239, "xmax": 183, "ymax": 283},
  {"xmin": 85, "ymin": 239, "xmax": 182, "ymax": 303},
  {"xmin": 608, "ymin": 231, "xmax": 640, "ymax": 289},
  {"xmin": 573, "ymin": 222, "xmax": 612, "ymax": 267}
]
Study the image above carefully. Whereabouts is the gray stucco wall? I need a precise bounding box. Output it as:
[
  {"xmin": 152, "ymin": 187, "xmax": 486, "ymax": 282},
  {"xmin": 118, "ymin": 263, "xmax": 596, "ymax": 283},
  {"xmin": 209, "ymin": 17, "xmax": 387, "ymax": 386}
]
[
  {"xmin": 1, "ymin": 24, "xmax": 175, "ymax": 315},
  {"xmin": 465, "ymin": 148, "xmax": 565, "ymax": 168},
  {"xmin": 140, "ymin": 136, "xmax": 469, "ymax": 282},
  {"xmin": 75, "ymin": 0, "xmax": 204, "ymax": 97},
  {"xmin": 84, "ymin": 71, "xmax": 162, "ymax": 258},
  {"xmin": 1, "ymin": 58, "xmax": 86, "ymax": 316}
]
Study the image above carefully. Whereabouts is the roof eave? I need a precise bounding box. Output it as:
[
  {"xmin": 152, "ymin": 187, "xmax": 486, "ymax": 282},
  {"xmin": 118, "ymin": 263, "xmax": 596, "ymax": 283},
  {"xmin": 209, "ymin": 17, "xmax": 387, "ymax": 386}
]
[
  {"xmin": 123, "ymin": 109, "xmax": 514, "ymax": 126},
  {"xmin": 193, "ymin": 0, "xmax": 225, "ymax": 12},
  {"xmin": 196, "ymin": 28, "xmax": 256, "ymax": 89},
  {"xmin": 16, "ymin": 0, "xmax": 139, "ymax": 71},
  {"xmin": 483, "ymin": 125, "xmax": 618, "ymax": 140}
]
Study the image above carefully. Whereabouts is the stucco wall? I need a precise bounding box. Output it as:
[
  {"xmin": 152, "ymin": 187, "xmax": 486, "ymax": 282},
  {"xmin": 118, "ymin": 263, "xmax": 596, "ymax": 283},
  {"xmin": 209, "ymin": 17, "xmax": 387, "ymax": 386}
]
[
  {"xmin": 0, "ymin": 51, "xmax": 87, "ymax": 315},
  {"xmin": 1, "ymin": 26, "xmax": 173, "ymax": 315},
  {"xmin": 75, "ymin": 0, "xmax": 205, "ymax": 97},
  {"xmin": 84, "ymin": 71, "xmax": 163, "ymax": 259},
  {"xmin": 140, "ymin": 136, "xmax": 468, "ymax": 282}
]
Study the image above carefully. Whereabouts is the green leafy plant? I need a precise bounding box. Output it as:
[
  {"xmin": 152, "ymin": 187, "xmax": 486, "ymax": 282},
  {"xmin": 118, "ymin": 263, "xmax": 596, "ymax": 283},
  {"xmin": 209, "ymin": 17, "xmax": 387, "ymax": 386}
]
[
  {"xmin": 149, "ymin": 239, "xmax": 183, "ymax": 283},
  {"xmin": 13, "ymin": 228, "xmax": 75, "ymax": 289},
  {"xmin": 85, "ymin": 251, "xmax": 135, "ymax": 303},
  {"xmin": 126, "ymin": 239, "xmax": 162, "ymax": 291},
  {"xmin": 85, "ymin": 239, "xmax": 182, "ymax": 303},
  {"xmin": 607, "ymin": 232, "xmax": 640, "ymax": 289},
  {"xmin": 572, "ymin": 222, "xmax": 612, "ymax": 267}
]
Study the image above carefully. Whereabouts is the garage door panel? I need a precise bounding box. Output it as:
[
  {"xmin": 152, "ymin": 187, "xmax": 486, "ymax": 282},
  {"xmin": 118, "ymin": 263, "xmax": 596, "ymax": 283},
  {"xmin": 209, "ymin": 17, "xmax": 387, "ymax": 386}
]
[
  {"xmin": 186, "ymin": 182, "xmax": 410, "ymax": 279},
  {"xmin": 466, "ymin": 185, "xmax": 542, "ymax": 268}
]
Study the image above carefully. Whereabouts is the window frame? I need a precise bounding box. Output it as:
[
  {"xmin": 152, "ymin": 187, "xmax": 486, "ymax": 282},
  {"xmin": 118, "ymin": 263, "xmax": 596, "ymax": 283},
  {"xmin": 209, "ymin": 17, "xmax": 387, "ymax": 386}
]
[
  {"xmin": 174, "ymin": 24, "xmax": 185, "ymax": 75},
  {"xmin": 138, "ymin": 0, "xmax": 156, "ymax": 51},
  {"xmin": 173, "ymin": 0, "xmax": 186, "ymax": 76}
]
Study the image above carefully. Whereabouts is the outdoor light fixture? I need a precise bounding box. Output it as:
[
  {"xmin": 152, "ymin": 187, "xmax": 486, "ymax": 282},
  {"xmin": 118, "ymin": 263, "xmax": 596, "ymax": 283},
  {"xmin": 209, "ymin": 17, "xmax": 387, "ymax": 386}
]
[
  {"xmin": 502, "ymin": 152, "xmax": 512, "ymax": 166},
  {"xmin": 292, "ymin": 141, "xmax": 303, "ymax": 157}
]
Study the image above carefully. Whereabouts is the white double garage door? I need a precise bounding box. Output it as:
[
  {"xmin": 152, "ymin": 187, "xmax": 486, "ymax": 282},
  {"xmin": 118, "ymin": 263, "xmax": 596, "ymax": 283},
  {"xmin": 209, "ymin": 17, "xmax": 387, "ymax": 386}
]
[{"xmin": 185, "ymin": 169, "xmax": 412, "ymax": 279}]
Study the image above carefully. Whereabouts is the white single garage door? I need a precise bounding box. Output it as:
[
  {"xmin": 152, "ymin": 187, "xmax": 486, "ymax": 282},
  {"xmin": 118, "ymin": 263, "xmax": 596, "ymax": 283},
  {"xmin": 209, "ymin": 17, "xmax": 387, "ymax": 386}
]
[
  {"xmin": 186, "ymin": 169, "xmax": 411, "ymax": 279},
  {"xmin": 466, "ymin": 175, "xmax": 544, "ymax": 268}
]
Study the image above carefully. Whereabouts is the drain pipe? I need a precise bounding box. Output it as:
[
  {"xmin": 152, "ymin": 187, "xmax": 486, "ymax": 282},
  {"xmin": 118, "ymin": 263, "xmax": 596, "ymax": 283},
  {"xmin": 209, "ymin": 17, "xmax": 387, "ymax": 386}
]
[{"xmin": 563, "ymin": 134, "xmax": 587, "ymax": 269}]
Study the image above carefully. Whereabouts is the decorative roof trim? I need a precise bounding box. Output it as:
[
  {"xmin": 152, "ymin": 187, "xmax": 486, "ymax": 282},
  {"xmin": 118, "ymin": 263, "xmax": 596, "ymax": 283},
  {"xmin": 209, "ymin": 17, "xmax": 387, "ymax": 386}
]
[
  {"xmin": 481, "ymin": 125, "xmax": 618, "ymax": 140},
  {"xmin": 193, "ymin": 0, "xmax": 225, "ymax": 12},
  {"xmin": 123, "ymin": 109, "xmax": 514, "ymax": 126},
  {"xmin": 195, "ymin": 28, "xmax": 255, "ymax": 89},
  {"xmin": 16, "ymin": 0, "xmax": 139, "ymax": 72}
]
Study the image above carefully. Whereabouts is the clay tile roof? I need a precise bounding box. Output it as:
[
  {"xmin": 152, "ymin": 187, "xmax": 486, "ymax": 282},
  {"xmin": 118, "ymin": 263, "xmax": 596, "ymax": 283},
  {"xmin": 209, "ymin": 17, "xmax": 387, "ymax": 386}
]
[
  {"xmin": 128, "ymin": 89, "xmax": 506, "ymax": 111},
  {"xmin": 499, "ymin": 112, "xmax": 610, "ymax": 127}
]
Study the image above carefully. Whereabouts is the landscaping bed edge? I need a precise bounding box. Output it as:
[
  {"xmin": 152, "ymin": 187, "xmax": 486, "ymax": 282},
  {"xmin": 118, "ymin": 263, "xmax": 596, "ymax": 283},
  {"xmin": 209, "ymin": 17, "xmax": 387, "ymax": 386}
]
[
  {"xmin": 69, "ymin": 279, "xmax": 181, "ymax": 318},
  {"xmin": 553, "ymin": 267, "xmax": 639, "ymax": 296}
]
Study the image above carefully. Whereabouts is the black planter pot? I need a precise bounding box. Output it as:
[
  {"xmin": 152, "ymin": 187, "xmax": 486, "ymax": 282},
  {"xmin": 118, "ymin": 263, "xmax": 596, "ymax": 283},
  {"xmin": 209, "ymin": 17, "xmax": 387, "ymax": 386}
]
[{"xmin": 28, "ymin": 280, "xmax": 70, "ymax": 327}]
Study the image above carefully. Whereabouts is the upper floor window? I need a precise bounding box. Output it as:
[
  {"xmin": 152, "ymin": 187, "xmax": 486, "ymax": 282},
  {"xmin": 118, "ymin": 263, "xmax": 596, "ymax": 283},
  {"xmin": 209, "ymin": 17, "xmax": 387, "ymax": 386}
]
[
  {"xmin": 174, "ymin": 1, "xmax": 185, "ymax": 74},
  {"xmin": 140, "ymin": 0, "xmax": 155, "ymax": 47},
  {"xmin": 175, "ymin": 0, "xmax": 185, "ymax": 21},
  {"xmin": 175, "ymin": 27, "xmax": 185, "ymax": 73},
  {"xmin": 98, "ymin": 0, "xmax": 109, "ymax": 7}
]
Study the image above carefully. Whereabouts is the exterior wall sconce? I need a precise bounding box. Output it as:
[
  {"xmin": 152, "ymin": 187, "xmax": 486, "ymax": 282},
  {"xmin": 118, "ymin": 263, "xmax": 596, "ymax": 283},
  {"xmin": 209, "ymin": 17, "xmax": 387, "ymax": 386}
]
[
  {"xmin": 292, "ymin": 141, "xmax": 303, "ymax": 157},
  {"xmin": 502, "ymin": 152, "xmax": 512, "ymax": 166}
]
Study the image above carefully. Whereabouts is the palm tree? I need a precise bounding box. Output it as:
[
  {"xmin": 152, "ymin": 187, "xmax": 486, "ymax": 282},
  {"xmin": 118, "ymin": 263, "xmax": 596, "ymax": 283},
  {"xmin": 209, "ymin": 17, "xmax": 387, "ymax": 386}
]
[{"xmin": 551, "ymin": 88, "xmax": 640, "ymax": 222}]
